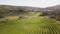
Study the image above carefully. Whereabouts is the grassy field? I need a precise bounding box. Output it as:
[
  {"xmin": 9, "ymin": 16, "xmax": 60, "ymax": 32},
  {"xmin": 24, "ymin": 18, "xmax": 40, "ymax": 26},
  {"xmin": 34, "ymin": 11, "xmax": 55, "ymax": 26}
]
[{"xmin": 0, "ymin": 13, "xmax": 60, "ymax": 34}]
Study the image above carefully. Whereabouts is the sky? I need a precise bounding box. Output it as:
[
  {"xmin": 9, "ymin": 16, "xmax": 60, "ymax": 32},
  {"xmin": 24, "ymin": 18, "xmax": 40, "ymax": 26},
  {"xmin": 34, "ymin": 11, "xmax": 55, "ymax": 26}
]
[{"xmin": 0, "ymin": 0, "xmax": 60, "ymax": 8}]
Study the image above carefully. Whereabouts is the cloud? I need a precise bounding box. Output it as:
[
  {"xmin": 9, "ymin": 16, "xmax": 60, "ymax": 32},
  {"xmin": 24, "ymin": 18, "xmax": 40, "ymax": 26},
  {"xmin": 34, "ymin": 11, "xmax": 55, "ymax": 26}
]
[{"xmin": 0, "ymin": 0, "xmax": 60, "ymax": 7}]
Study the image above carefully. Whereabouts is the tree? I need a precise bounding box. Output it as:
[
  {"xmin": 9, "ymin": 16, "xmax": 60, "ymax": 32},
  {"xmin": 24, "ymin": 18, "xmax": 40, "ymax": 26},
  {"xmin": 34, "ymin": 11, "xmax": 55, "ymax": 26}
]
[{"xmin": 41, "ymin": 12, "xmax": 48, "ymax": 16}]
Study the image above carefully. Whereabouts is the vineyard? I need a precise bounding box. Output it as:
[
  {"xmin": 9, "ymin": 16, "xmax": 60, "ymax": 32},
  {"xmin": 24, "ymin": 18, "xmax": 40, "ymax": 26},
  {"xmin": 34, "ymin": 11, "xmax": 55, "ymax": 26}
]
[
  {"xmin": 0, "ymin": 17, "xmax": 60, "ymax": 34},
  {"xmin": 30, "ymin": 23, "xmax": 60, "ymax": 34}
]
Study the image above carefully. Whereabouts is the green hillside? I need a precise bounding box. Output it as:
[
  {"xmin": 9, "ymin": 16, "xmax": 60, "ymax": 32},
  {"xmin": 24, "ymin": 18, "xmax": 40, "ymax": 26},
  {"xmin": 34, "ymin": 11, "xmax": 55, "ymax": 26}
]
[{"xmin": 0, "ymin": 16, "xmax": 60, "ymax": 34}]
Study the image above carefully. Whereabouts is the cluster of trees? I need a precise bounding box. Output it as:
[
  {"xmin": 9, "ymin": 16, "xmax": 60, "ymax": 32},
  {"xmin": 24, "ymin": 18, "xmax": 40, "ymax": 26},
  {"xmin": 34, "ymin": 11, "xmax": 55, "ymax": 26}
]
[
  {"xmin": 0, "ymin": 9, "xmax": 27, "ymax": 16},
  {"xmin": 40, "ymin": 9, "xmax": 60, "ymax": 21}
]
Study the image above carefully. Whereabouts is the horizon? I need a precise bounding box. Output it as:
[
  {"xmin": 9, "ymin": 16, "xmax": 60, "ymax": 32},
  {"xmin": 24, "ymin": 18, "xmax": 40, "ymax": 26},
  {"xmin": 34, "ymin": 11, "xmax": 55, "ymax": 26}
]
[
  {"xmin": 0, "ymin": 0, "xmax": 60, "ymax": 8},
  {"xmin": 0, "ymin": 4, "xmax": 59, "ymax": 8}
]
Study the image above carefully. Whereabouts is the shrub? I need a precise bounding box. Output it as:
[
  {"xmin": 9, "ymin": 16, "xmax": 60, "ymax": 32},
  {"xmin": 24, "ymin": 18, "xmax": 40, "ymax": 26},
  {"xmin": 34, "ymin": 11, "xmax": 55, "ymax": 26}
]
[
  {"xmin": 0, "ymin": 21, "xmax": 7, "ymax": 24},
  {"xmin": 0, "ymin": 15, "xmax": 4, "ymax": 18}
]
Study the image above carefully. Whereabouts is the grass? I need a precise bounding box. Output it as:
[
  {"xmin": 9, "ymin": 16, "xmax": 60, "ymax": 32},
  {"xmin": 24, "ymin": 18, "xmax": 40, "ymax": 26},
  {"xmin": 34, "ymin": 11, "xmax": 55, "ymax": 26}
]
[{"xmin": 0, "ymin": 13, "xmax": 60, "ymax": 34}]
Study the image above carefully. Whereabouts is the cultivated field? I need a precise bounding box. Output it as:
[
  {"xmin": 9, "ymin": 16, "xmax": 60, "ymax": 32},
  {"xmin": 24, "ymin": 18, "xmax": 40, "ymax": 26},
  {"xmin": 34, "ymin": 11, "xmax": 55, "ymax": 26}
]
[{"xmin": 0, "ymin": 13, "xmax": 60, "ymax": 34}]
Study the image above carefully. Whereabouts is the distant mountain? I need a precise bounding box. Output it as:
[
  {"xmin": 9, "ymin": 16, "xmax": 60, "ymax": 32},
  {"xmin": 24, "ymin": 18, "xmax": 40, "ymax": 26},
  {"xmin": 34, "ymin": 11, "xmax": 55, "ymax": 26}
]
[
  {"xmin": 46, "ymin": 5, "xmax": 60, "ymax": 10},
  {"xmin": 0, "ymin": 5, "xmax": 44, "ymax": 11},
  {"xmin": 1, "ymin": 4, "xmax": 60, "ymax": 11}
]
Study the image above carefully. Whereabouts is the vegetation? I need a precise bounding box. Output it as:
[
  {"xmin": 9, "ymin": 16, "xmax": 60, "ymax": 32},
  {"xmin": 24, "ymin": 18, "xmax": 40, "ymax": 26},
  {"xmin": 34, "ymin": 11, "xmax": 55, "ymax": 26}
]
[
  {"xmin": 0, "ymin": 16, "xmax": 60, "ymax": 34},
  {"xmin": 0, "ymin": 5, "xmax": 60, "ymax": 34}
]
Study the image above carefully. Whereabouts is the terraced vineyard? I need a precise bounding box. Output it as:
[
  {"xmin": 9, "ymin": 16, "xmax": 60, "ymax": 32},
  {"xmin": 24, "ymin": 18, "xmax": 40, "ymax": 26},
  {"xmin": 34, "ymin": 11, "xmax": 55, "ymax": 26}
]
[{"xmin": 0, "ymin": 16, "xmax": 60, "ymax": 34}]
